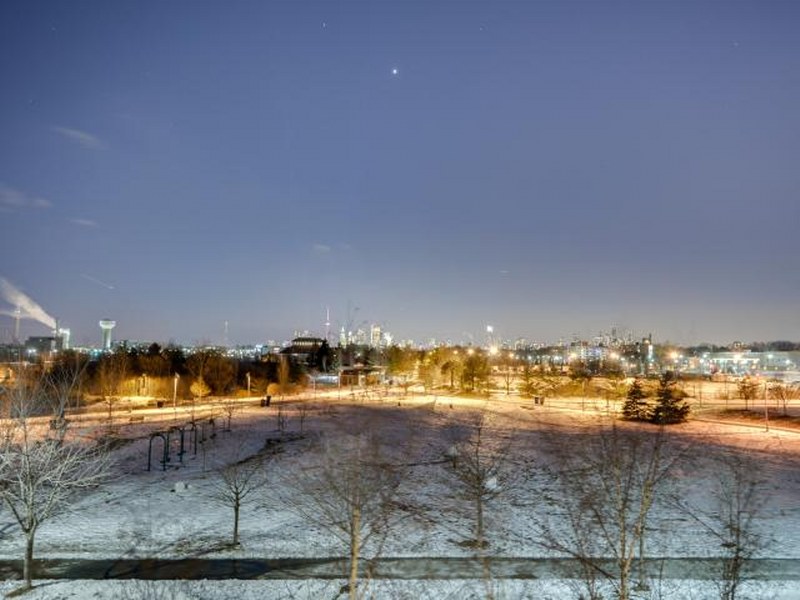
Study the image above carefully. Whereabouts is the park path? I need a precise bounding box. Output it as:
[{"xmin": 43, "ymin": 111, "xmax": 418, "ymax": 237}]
[{"xmin": 1, "ymin": 557, "xmax": 799, "ymax": 582}]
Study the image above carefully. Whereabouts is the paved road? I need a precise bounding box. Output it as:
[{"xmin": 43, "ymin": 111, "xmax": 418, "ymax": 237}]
[{"xmin": 1, "ymin": 557, "xmax": 799, "ymax": 581}]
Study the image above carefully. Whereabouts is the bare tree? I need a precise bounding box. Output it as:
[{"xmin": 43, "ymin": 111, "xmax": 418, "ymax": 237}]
[
  {"xmin": 769, "ymin": 382, "xmax": 799, "ymax": 416},
  {"xmin": 737, "ymin": 376, "xmax": 759, "ymax": 411},
  {"xmin": 440, "ymin": 356, "xmax": 462, "ymax": 391},
  {"xmin": 447, "ymin": 412, "xmax": 513, "ymax": 550},
  {"xmin": 444, "ymin": 412, "xmax": 515, "ymax": 600},
  {"xmin": 211, "ymin": 449, "xmax": 267, "ymax": 546},
  {"xmin": 500, "ymin": 353, "xmax": 517, "ymax": 395},
  {"xmin": 418, "ymin": 353, "xmax": 440, "ymax": 394},
  {"xmin": 598, "ymin": 376, "xmax": 631, "ymax": 414},
  {"xmin": 185, "ymin": 348, "xmax": 210, "ymax": 382},
  {"xmin": 385, "ymin": 345, "xmax": 419, "ymax": 396},
  {"xmin": 278, "ymin": 431, "xmax": 402, "ymax": 600},
  {"xmin": 296, "ymin": 400, "xmax": 311, "ymax": 433},
  {"xmin": 42, "ymin": 357, "xmax": 87, "ymax": 436},
  {"xmin": 0, "ymin": 373, "xmax": 111, "ymax": 591},
  {"xmin": 277, "ymin": 355, "xmax": 291, "ymax": 397},
  {"xmin": 276, "ymin": 404, "xmax": 288, "ymax": 433},
  {"xmin": 529, "ymin": 371, "xmax": 559, "ymax": 400},
  {"xmin": 189, "ymin": 377, "xmax": 211, "ymax": 422},
  {"xmin": 98, "ymin": 350, "xmax": 129, "ymax": 427},
  {"xmin": 539, "ymin": 423, "xmax": 683, "ymax": 600},
  {"xmin": 218, "ymin": 396, "xmax": 240, "ymax": 432},
  {"xmin": 673, "ymin": 451, "xmax": 767, "ymax": 600}
]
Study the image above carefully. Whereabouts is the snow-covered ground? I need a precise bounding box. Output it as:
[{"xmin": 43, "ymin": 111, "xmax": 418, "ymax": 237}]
[
  {"xmin": 1, "ymin": 392, "xmax": 799, "ymax": 598},
  {"xmin": 2, "ymin": 577, "xmax": 799, "ymax": 600}
]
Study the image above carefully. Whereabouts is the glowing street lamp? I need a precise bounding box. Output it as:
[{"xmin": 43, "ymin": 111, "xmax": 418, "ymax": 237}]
[{"xmin": 173, "ymin": 373, "xmax": 180, "ymax": 417}]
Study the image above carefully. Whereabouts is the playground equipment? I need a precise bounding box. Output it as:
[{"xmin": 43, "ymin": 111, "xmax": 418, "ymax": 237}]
[{"xmin": 145, "ymin": 417, "xmax": 218, "ymax": 471}]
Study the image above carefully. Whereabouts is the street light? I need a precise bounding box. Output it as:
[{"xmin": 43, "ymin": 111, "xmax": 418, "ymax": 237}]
[{"xmin": 173, "ymin": 373, "xmax": 180, "ymax": 418}]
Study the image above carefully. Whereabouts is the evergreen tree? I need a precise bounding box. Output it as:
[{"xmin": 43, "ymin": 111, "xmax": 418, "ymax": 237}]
[
  {"xmin": 650, "ymin": 372, "xmax": 690, "ymax": 425},
  {"xmin": 622, "ymin": 378, "xmax": 649, "ymax": 421}
]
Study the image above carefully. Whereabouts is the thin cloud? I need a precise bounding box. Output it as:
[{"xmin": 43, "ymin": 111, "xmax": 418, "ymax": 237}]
[
  {"xmin": 312, "ymin": 243, "xmax": 332, "ymax": 254},
  {"xmin": 69, "ymin": 218, "xmax": 98, "ymax": 227},
  {"xmin": 80, "ymin": 273, "xmax": 115, "ymax": 290},
  {"xmin": 0, "ymin": 183, "xmax": 52, "ymax": 212},
  {"xmin": 53, "ymin": 126, "xmax": 104, "ymax": 149}
]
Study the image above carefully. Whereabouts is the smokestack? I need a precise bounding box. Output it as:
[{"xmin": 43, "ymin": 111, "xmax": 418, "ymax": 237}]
[
  {"xmin": 13, "ymin": 305, "xmax": 21, "ymax": 343},
  {"xmin": 54, "ymin": 317, "xmax": 60, "ymax": 351}
]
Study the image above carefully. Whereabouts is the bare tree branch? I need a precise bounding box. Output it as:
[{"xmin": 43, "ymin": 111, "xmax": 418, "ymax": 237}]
[
  {"xmin": 276, "ymin": 427, "xmax": 403, "ymax": 600},
  {"xmin": 210, "ymin": 446, "xmax": 268, "ymax": 547},
  {"xmin": 0, "ymin": 371, "xmax": 112, "ymax": 591}
]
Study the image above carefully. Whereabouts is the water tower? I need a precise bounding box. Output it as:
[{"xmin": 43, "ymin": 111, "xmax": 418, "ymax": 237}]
[{"xmin": 99, "ymin": 319, "xmax": 116, "ymax": 350}]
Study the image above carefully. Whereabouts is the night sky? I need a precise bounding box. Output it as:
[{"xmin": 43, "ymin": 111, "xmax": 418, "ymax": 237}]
[{"xmin": 1, "ymin": 1, "xmax": 798, "ymax": 347}]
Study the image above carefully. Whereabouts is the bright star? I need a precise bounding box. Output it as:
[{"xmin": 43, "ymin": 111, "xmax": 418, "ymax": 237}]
[{"xmin": 391, "ymin": 68, "xmax": 399, "ymax": 76}]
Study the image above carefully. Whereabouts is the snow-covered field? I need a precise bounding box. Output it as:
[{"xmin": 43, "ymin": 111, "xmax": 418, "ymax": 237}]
[
  {"xmin": 2, "ymin": 577, "xmax": 799, "ymax": 599},
  {"xmin": 1, "ymin": 392, "xmax": 799, "ymax": 598}
]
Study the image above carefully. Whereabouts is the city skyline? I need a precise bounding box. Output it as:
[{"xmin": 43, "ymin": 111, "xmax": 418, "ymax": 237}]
[
  {"xmin": 3, "ymin": 282, "xmax": 797, "ymax": 351},
  {"xmin": 2, "ymin": 1, "xmax": 799, "ymax": 346}
]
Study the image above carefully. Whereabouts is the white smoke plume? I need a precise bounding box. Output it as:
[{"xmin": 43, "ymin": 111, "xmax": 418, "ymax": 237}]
[{"xmin": 0, "ymin": 277, "xmax": 56, "ymax": 330}]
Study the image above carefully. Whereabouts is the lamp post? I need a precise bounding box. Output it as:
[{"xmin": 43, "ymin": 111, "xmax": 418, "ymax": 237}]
[
  {"xmin": 451, "ymin": 349, "xmax": 459, "ymax": 390},
  {"xmin": 173, "ymin": 373, "xmax": 180, "ymax": 418}
]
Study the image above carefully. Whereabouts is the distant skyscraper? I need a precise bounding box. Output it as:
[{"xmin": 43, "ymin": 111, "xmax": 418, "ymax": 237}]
[
  {"xmin": 486, "ymin": 325, "xmax": 495, "ymax": 349},
  {"xmin": 370, "ymin": 324, "xmax": 382, "ymax": 348}
]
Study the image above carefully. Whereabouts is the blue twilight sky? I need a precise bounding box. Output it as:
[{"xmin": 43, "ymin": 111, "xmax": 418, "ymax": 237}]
[{"xmin": 1, "ymin": 1, "xmax": 799, "ymax": 347}]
